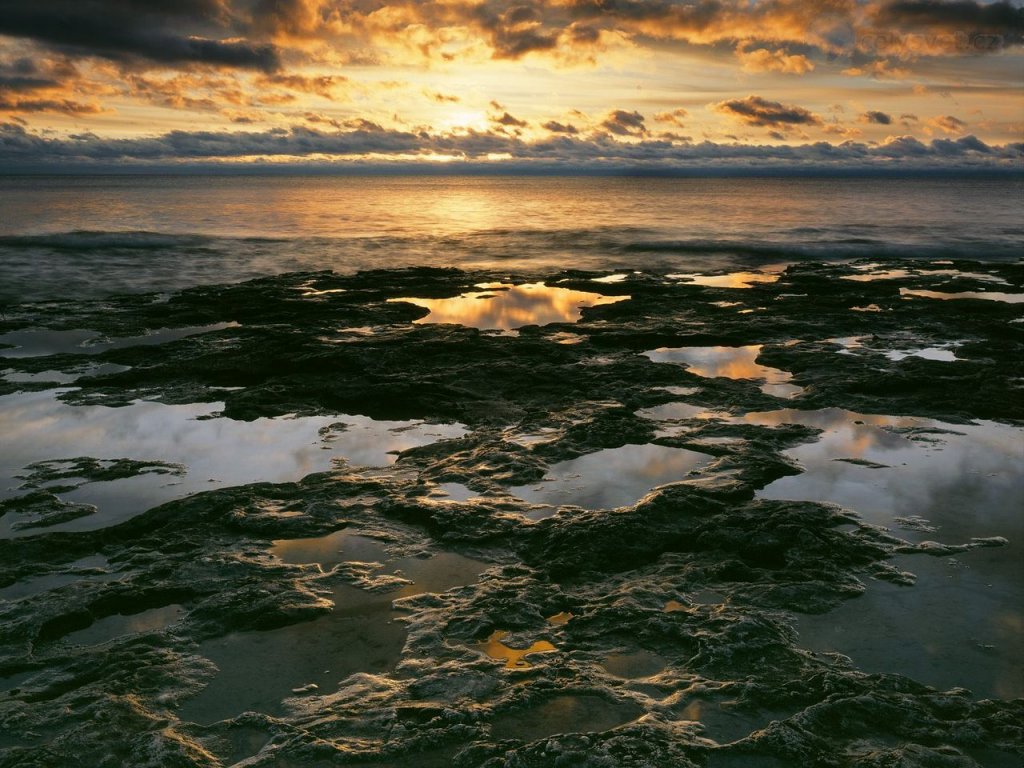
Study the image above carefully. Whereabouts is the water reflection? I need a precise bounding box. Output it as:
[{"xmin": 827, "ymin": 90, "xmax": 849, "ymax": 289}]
[
  {"xmin": 182, "ymin": 533, "xmax": 488, "ymax": 724},
  {"xmin": 796, "ymin": 554, "xmax": 1023, "ymax": 700},
  {"xmin": 844, "ymin": 265, "xmax": 1010, "ymax": 285},
  {"xmin": 0, "ymin": 390, "xmax": 465, "ymax": 537},
  {"xmin": 601, "ymin": 649, "xmax": 666, "ymax": 678},
  {"xmin": 667, "ymin": 269, "xmax": 783, "ymax": 289},
  {"xmin": 489, "ymin": 694, "xmax": 641, "ymax": 742},
  {"xmin": 900, "ymin": 287, "xmax": 1024, "ymax": 304},
  {"xmin": 636, "ymin": 402, "xmax": 723, "ymax": 421},
  {"xmin": 63, "ymin": 604, "xmax": 185, "ymax": 646},
  {"xmin": 644, "ymin": 346, "xmax": 802, "ymax": 398},
  {"xmin": 745, "ymin": 408, "xmax": 1021, "ymax": 530},
  {"xmin": 0, "ymin": 323, "xmax": 238, "ymax": 359},
  {"xmin": 509, "ymin": 443, "xmax": 713, "ymax": 510},
  {"xmin": 830, "ymin": 336, "xmax": 961, "ymax": 362},
  {"xmin": 389, "ymin": 283, "xmax": 628, "ymax": 331},
  {"xmin": 0, "ymin": 555, "xmax": 111, "ymax": 601},
  {"xmin": 473, "ymin": 630, "xmax": 557, "ymax": 668},
  {"xmin": 743, "ymin": 407, "xmax": 1023, "ymax": 699}
]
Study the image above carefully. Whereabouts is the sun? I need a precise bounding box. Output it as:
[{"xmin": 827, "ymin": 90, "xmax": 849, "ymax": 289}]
[{"xmin": 439, "ymin": 108, "xmax": 489, "ymax": 132}]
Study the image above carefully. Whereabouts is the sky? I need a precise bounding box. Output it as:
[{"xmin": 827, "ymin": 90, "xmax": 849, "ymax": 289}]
[{"xmin": 0, "ymin": 0, "xmax": 1021, "ymax": 172}]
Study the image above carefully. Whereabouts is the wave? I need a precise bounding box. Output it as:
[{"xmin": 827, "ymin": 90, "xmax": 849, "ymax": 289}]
[
  {"xmin": 1, "ymin": 227, "xmax": 1020, "ymax": 304},
  {"xmin": 0, "ymin": 230, "xmax": 288, "ymax": 251}
]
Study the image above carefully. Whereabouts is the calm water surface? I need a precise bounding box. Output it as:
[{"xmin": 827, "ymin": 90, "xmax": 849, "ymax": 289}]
[{"xmin": 1, "ymin": 175, "xmax": 1020, "ymax": 301}]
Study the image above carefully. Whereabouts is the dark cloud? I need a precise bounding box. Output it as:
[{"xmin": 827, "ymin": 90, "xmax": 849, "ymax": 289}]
[
  {"xmin": 0, "ymin": 56, "xmax": 101, "ymax": 114},
  {"xmin": 0, "ymin": 0, "xmax": 281, "ymax": 71},
  {"xmin": 878, "ymin": 1, "xmax": 1024, "ymax": 31},
  {"xmin": 861, "ymin": 110, "xmax": 894, "ymax": 124},
  {"xmin": 494, "ymin": 111, "xmax": 528, "ymax": 127},
  {"xmin": 2, "ymin": 122, "xmax": 1016, "ymax": 171},
  {"xmin": 542, "ymin": 121, "xmax": 579, "ymax": 134},
  {"xmin": 715, "ymin": 96, "xmax": 823, "ymax": 128},
  {"xmin": 601, "ymin": 109, "xmax": 646, "ymax": 136},
  {"xmin": 0, "ymin": 97, "xmax": 103, "ymax": 115}
]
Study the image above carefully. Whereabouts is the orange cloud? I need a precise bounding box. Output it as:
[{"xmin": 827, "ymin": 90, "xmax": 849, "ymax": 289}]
[{"xmin": 736, "ymin": 46, "xmax": 815, "ymax": 74}]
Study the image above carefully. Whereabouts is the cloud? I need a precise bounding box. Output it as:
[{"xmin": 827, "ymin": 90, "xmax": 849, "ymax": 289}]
[
  {"xmin": 493, "ymin": 111, "xmax": 528, "ymax": 128},
  {"xmin": 600, "ymin": 109, "xmax": 646, "ymax": 136},
  {"xmin": 427, "ymin": 91, "xmax": 461, "ymax": 103},
  {"xmin": 258, "ymin": 73, "xmax": 349, "ymax": 99},
  {"xmin": 654, "ymin": 108, "xmax": 689, "ymax": 128},
  {"xmin": 715, "ymin": 96, "xmax": 823, "ymax": 129},
  {"xmin": 928, "ymin": 114, "xmax": 968, "ymax": 133},
  {"xmin": 0, "ymin": 55, "xmax": 105, "ymax": 114},
  {"xmin": 860, "ymin": 110, "xmax": 894, "ymax": 125},
  {"xmin": 0, "ymin": 0, "xmax": 281, "ymax": 71},
  {"xmin": 1, "ymin": 121, "xmax": 1017, "ymax": 173},
  {"xmin": 736, "ymin": 46, "xmax": 815, "ymax": 74},
  {"xmin": 542, "ymin": 120, "xmax": 579, "ymax": 134},
  {"xmin": 877, "ymin": 0, "xmax": 1024, "ymax": 32},
  {"xmin": 862, "ymin": 0, "xmax": 1024, "ymax": 56}
]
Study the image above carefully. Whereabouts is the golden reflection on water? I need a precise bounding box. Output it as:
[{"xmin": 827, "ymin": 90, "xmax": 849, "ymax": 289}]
[
  {"xmin": 389, "ymin": 283, "xmax": 629, "ymax": 330},
  {"xmin": 644, "ymin": 345, "xmax": 802, "ymax": 398},
  {"xmin": 900, "ymin": 288, "xmax": 1024, "ymax": 304},
  {"xmin": 678, "ymin": 700, "xmax": 703, "ymax": 721},
  {"xmin": 668, "ymin": 271, "xmax": 782, "ymax": 289},
  {"xmin": 547, "ymin": 611, "xmax": 573, "ymax": 625},
  {"xmin": 474, "ymin": 630, "xmax": 557, "ymax": 668}
]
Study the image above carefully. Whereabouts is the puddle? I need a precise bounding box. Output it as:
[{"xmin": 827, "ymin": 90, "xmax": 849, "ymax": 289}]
[
  {"xmin": 830, "ymin": 337, "xmax": 961, "ymax": 362},
  {"xmin": 745, "ymin": 408, "xmax": 1022, "ymax": 699},
  {"xmin": 271, "ymin": 532, "xmax": 487, "ymax": 594},
  {"xmin": 601, "ymin": 650, "xmax": 667, "ymax": 678},
  {"xmin": 206, "ymin": 725, "xmax": 273, "ymax": 767},
  {"xmin": 388, "ymin": 283, "xmax": 628, "ymax": 330},
  {"xmin": 474, "ymin": 631, "xmax": 557, "ymax": 669},
  {"xmin": 181, "ymin": 534, "xmax": 489, "ymax": 724},
  {"xmin": 3, "ymin": 363, "xmax": 132, "ymax": 385},
  {"xmin": 796, "ymin": 554, "xmax": 1023, "ymax": 700},
  {"xmin": 490, "ymin": 694, "xmax": 642, "ymax": 742},
  {"xmin": 884, "ymin": 347, "xmax": 959, "ymax": 362},
  {"xmin": 668, "ymin": 271, "xmax": 782, "ymax": 289},
  {"xmin": 509, "ymin": 443, "xmax": 713, "ymax": 510},
  {"xmin": 636, "ymin": 402, "xmax": 722, "ymax": 421},
  {"xmin": 179, "ymin": 584, "xmax": 403, "ymax": 724},
  {"xmin": 0, "ymin": 555, "xmax": 112, "ymax": 601},
  {"xmin": 746, "ymin": 409, "xmax": 1022, "ymax": 536},
  {"xmin": 900, "ymin": 288, "xmax": 1024, "ymax": 304},
  {"xmin": 675, "ymin": 699, "xmax": 795, "ymax": 744},
  {"xmin": 843, "ymin": 265, "xmax": 1010, "ymax": 286},
  {"xmin": 0, "ymin": 390, "xmax": 465, "ymax": 537},
  {"xmin": 0, "ymin": 670, "xmax": 37, "ymax": 695},
  {"xmin": 434, "ymin": 482, "xmax": 481, "ymax": 502},
  {"xmin": 62, "ymin": 604, "xmax": 185, "ymax": 646},
  {"xmin": 0, "ymin": 323, "xmax": 238, "ymax": 359},
  {"xmin": 644, "ymin": 346, "xmax": 802, "ymax": 398},
  {"xmin": 842, "ymin": 268, "xmax": 915, "ymax": 282}
]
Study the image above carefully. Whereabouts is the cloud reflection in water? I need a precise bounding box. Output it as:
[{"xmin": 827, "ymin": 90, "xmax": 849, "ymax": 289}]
[{"xmin": 390, "ymin": 283, "xmax": 628, "ymax": 331}]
